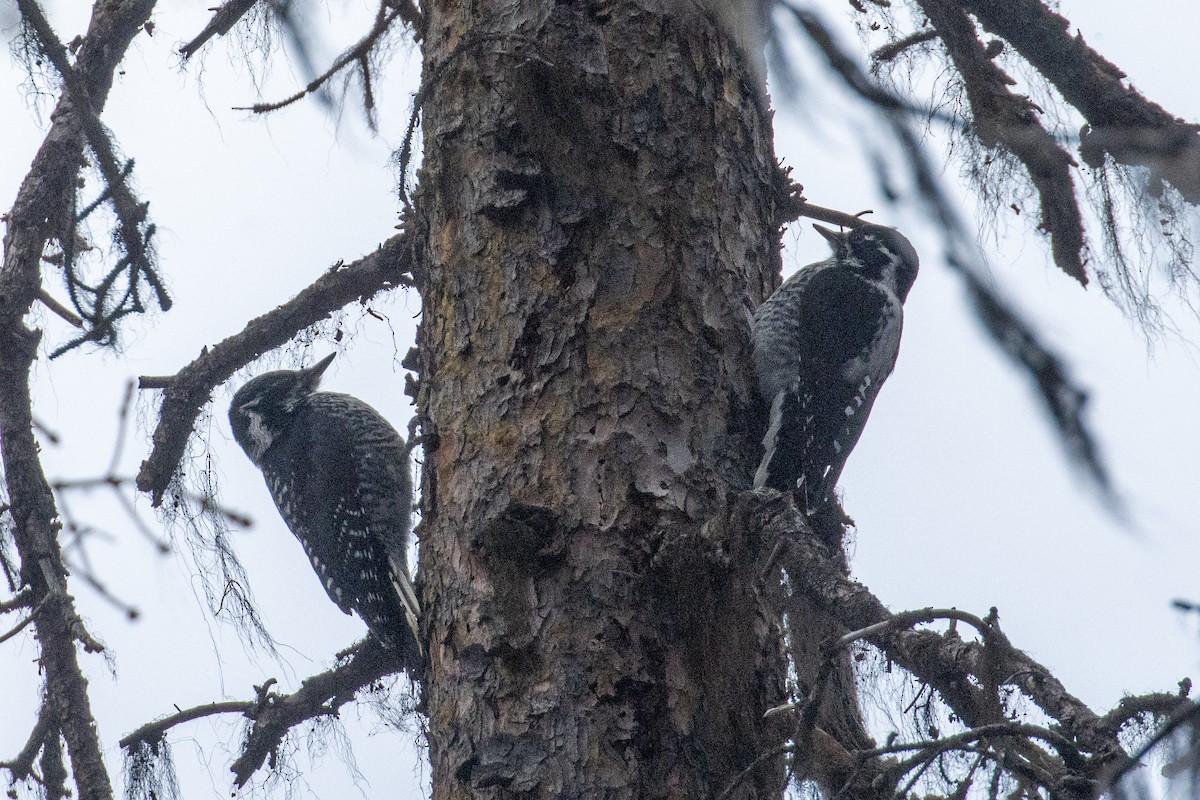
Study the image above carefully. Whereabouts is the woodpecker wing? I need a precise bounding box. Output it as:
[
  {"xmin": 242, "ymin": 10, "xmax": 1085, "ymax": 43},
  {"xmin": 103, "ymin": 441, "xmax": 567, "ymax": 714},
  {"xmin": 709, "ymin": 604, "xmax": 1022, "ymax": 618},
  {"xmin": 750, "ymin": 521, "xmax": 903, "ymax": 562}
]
[{"xmin": 260, "ymin": 392, "xmax": 420, "ymax": 655}]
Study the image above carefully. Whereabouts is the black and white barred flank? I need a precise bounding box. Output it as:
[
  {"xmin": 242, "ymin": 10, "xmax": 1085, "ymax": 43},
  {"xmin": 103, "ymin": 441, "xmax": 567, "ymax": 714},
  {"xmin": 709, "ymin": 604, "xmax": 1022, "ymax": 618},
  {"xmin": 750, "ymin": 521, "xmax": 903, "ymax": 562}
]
[{"xmin": 752, "ymin": 223, "xmax": 919, "ymax": 512}]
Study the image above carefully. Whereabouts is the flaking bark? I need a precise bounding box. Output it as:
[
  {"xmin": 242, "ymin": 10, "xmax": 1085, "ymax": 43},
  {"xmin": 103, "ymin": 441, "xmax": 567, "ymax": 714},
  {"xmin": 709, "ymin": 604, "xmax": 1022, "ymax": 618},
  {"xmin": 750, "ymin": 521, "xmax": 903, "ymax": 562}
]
[{"xmin": 414, "ymin": 2, "xmax": 796, "ymax": 797}]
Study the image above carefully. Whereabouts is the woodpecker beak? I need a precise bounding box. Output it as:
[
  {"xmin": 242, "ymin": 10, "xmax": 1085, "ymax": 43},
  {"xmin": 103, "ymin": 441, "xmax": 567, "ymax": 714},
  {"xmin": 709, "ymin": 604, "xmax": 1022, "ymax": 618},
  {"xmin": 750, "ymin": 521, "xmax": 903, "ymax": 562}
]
[
  {"xmin": 300, "ymin": 352, "xmax": 336, "ymax": 390},
  {"xmin": 813, "ymin": 224, "xmax": 846, "ymax": 248}
]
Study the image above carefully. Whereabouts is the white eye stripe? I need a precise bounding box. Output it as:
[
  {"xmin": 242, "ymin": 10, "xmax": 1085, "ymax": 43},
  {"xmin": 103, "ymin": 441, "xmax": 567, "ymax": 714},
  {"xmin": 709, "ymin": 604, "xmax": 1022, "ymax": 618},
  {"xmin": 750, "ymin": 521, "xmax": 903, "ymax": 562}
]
[{"xmin": 243, "ymin": 409, "xmax": 276, "ymax": 463}]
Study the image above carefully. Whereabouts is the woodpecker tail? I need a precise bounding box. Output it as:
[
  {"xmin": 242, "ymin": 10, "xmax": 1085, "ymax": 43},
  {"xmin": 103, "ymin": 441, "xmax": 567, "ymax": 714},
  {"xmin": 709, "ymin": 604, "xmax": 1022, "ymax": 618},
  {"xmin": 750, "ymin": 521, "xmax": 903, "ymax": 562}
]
[
  {"xmin": 388, "ymin": 551, "xmax": 423, "ymax": 658},
  {"xmin": 755, "ymin": 384, "xmax": 832, "ymax": 513}
]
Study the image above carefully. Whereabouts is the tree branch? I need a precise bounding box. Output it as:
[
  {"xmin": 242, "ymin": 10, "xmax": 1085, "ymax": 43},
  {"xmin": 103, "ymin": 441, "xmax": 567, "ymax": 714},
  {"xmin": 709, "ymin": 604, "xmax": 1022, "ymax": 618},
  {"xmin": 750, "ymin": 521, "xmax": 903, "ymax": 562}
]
[
  {"xmin": 0, "ymin": 707, "xmax": 51, "ymax": 784},
  {"xmin": 118, "ymin": 701, "xmax": 254, "ymax": 749},
  {"xmin": 835, "ymin": 606, "xmax": 997, "ymax": 650},
  {"xmin": 0, "ymin": 596, "xmax": 49, "ymax": 644},
  {"xmin": 179, "ymin": 0, "xmax": 260, "ymax": 59},
  {"xmin": 919, "ymin": 0, "xmax": 1087, "ymax": 284},
  {"xmin": 871, "ymin": 29, "xmax": 937, "ymax": 64},
  {"xmin": 1100, "ymin": 700, "xmax": 1200, "ymax": 792},
  {"xmin": 960, "ymin": 0, "xmax": 1200, "ymax": 203},
  {"xmin": 233, "ymin": 0, "xmax": 411, "ymax": 118},
  {"xmin": 134, "ymin": 233, "xmax": 412, "ymax": 506},
  {"xmin": 0, "ymin": 589, "xmax": 34, "ymax": 614},
  {"xmin": 17, "ymin": 0, "xmax": 171, "ymax": 348},
  {"xmin": 37, "ymin": 288, "xmax": 84, "ymax": 328},
  {"xmin": 861, "ymin": 721, "xmax": 1082, "ymax": 764},
  {"xmin": 119, "ymin": 639, "xmax": 405, "ymax": 788},
  {"xmin": 1096, "ymin": 686, "xmax": 1193, "ymax": 739},
  {"xmin": 229, "ymin": 641, "xmax": 402, "ymax": 787},
  {"xmin": 743, "ymin": 490, "xmax": 1192, "ymax": 798},
  {"xmin": 2, "ymin": 0, "xmax": 158, "ymax": 798}
]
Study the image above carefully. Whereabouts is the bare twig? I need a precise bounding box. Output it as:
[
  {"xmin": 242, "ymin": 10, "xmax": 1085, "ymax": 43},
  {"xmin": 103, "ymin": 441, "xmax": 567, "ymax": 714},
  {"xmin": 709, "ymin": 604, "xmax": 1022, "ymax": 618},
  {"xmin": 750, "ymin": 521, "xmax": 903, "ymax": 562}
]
[
  {"xmin": 106, "ymin": 380, "xmax": 135, "ymax": 475},
  {"xmin": 0, "ymin": 708, "xmax": 51, "ymax": 782},
  {"xmin": 48, "ymin": 385, "xmax": 237, "ymax": 569},
  {"xmin": 50, "ymin": 468, "xmax": 230, "ymax": 555},
  {"xmin": 1100, "ymin": 701, "xmax": 1200, "ymax": 792},
  {"xmin": 37, "ymin": 289, "xmax": 84, "ymax": 328},
  {"xmin": 118, "ymin": 701, "xmax": 254, "ymax": 749},
  {"xmin": 783, "ymin": 4, "xmax": 952, "ymax": 123},
  {"xmin": 871, "ymin": 29, "xmax": 937, "ymax": 63},
  {"xmin": 179, "ymin": 0, "xmax": 259, "ymax": 59},
  {"xmin": 64, "ymin": 562, "xmax": 139, "ymax": 620},
  {"xmin": 744, "ymin": 491, "xmax": 1138, "ymax": 796},
  {"xmin": 860, "ymin": 722, "xmax": 1083, "ymax": 765},
  {"xmin": 136, "ymin": 375, "xmax": 173, "ymax": 390},
  {"xmin": 0, "ymin": 596, "xmax": 50, "ymax": 644},
  {"xmin": 0, "ymin": 589, "xmax": 34, "ymax": 614},
  {"xmin": 836, "ymin": 607, "xmax": 997, "ymax": 650},
  {"xmin": 795, "ymin": 202, "xmax": 875, "ymax": 230},
  {"xmin": 234, "ymin": 1, "xmax": 405, "ymax": 116},
  {"xmin": 30, "ymin": 416, "xmax": 60, "ymax": 444},
  {"xmin": 192, "ymin": 494, "xmax": 254, "ymax": 528}
]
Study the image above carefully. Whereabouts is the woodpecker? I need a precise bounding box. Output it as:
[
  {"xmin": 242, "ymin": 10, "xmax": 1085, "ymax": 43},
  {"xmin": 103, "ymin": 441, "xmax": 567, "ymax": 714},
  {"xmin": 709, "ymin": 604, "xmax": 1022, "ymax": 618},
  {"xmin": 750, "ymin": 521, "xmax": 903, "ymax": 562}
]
[
  {"xmin": 228, "ymin": 353, "xmax": 422, "ymax": 662},
  {"xmin": 752, "ymin": 223, "xmax": 919, "ymax": 512}
]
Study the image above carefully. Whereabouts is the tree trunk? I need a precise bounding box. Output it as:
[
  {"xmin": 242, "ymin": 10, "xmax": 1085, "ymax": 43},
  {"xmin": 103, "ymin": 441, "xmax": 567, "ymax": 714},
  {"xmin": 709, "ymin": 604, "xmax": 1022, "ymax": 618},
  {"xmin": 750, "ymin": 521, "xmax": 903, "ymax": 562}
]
[{"xmin": 415, "ymin": 2, "xmax": 792, "ymax": 797}]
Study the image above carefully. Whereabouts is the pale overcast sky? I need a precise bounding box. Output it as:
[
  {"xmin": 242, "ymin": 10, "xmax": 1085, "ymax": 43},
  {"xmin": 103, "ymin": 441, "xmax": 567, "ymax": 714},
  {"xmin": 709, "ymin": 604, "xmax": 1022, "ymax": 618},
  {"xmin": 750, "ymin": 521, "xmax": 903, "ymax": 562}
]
[{"xmin": 2, "ymin": 2, "xmax": 1199, "ymax": 798}]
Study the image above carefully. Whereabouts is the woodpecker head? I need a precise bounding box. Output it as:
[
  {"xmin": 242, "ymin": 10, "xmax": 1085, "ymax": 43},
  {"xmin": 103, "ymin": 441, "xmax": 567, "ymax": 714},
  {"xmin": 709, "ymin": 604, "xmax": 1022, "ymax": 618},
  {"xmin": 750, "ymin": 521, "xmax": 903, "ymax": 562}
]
[
  {"xmin": 815, "ymin": 223, "xmax": 920, "ymax": 301},
  {"xmin": 229, "ymin": 353, "xmax": 335, "ymax": 465}
]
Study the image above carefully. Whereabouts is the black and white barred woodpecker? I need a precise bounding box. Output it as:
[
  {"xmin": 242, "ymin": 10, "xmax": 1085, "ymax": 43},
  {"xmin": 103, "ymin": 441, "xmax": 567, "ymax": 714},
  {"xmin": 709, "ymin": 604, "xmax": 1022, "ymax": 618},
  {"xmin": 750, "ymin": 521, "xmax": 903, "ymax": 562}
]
[
  {"xmin": 752, "ymin": 223, "xmax": 919, "ymax": 511},
  {"xmin": 229, "ymin": 354, "xmax": 422, "ymax": 660}
]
